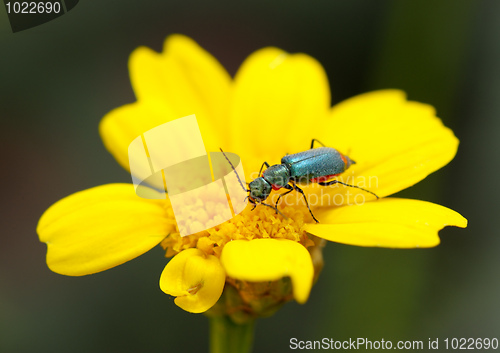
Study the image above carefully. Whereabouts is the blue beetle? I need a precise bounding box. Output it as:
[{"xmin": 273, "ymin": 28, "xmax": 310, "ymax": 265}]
[
  {"xmin": 247, "ymin": 139, "xmax": 378, "ymax": 222},
  {"xmin": 221, "ymin": 139, "xmax": 378, "ymax": 223}
]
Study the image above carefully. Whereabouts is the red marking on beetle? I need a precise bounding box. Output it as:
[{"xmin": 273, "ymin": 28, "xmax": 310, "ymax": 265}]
[
  {"xmin": 310, "ymin": 174, "xmax": 340, "ymax": 183},
  {"xmin": 272, "ymin": 184, "xmax": 282, "ymax": 191},
  {"xmin": 340, "ymin": 154, "xmax": 348, "ymax": 166}
]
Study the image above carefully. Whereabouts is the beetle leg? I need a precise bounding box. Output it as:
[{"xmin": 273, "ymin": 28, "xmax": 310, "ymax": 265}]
[
  {"xmin": 274, "ymin": 184, "xmax": 294, "ymax": 211},
  {"xmin": 291, "ymin": 182, "xmax": 319, "ymax": 223},
  {"xmin": 259, "ymin": 201, "xmax": 288, "ymax": 219},
  {"xmin": 249, "ymin": 198, "xmax": 258, "ymax": 211},
  {"xmin": 318, "ymin": 180, "xmax": 379, "ymax": 199},
  {"xmin": 258, "ymin": 161, "xmax": 271, "ymax": 176},
  {"xmin": 310, "ymin": 138, "xmax": 326, "ymax": 149}
]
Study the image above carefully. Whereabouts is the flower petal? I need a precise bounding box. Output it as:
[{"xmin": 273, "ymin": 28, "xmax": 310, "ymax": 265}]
[
  {"xmin": 159, "ymin": 248, "xmax": 225, "ymax": 313},
  {"xmin": 220, "ymin": 239, "xmax": 314, "ymax": 303},
  {"xmin": 37, "ymin": 184, "xmax": 174, "ymax": 276},
  {"xmin": 99, "ymin": 102, "xmax": 177, "ymax": 171},
  {"xmin": 312, "ymin": 90, "xmax": 459, "ymax": 203},
  {"xmin": 129, "ymin": 35, "xmax": 231, "ymax": 147},
  {"xmin": 304, "ymin": 198, "xmax": 467, "ymax": 248},
  {"xmin": 230, "ymin": 47, "xmax": 330, "ymax": 167},
  {"xmin": 101, "ymin": 35, "xmax": 232, "ymax": 171}
]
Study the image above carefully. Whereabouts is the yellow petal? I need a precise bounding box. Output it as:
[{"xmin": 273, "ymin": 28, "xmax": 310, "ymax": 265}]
[
  {"xmin": 99, "ymin": 102, "xmax": 177, "ymax": 171},
  {"xmin": 305, "ymin": 198, "xmax": 467, "ymax": 248},
  {"xmin": 128, "ymin": 35, "xmax": 231, "ymax": 150},
  {"xmin": 230, "ymin": 47, "xmax": 330, "ymax": 168},
  {"xmin": 311, "ymin": 90, "xmax": 459, "ymax": 203},
  {"xmin": 37, "ymin": 184, "xmax": 174, "ymax": 276},
  {"xmin": 159, "ymin": 248, "xmax": 225, "ymax": 313},
  {"xmin": 220, "ymin": 239, "xmax": 314, "ymax": 303}
]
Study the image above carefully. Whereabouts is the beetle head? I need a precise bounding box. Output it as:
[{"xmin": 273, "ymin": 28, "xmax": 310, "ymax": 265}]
[{"xmin": 248, "ymin": 177, "xmax": 272, "ymax": 202}]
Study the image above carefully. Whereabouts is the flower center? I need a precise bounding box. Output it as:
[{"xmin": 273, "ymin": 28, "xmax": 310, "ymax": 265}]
[{"xmin": 161, "ymin": 201, "xmax": 315, "ymax": 258}]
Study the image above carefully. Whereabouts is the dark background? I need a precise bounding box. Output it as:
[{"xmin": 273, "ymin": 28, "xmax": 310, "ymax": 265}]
[{"xmin": 1, "ymin": 1, "xmax": 497, "ymax": 352}]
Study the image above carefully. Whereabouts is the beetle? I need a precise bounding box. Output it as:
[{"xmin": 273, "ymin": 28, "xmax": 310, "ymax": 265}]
[{"xmin": 222, "ymin": 139, "xmax": 378, "ymax": 223}]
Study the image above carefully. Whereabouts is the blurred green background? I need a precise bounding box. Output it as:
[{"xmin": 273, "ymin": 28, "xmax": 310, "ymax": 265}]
[{"xmin": 0, "ymin": 0, "xmax": 496, "ymax": 352}]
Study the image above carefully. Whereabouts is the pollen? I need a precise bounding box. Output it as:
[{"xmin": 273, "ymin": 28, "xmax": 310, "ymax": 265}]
[{"xmin": 160, "ymin": 199, "xmax": 316, "ymax": 259}]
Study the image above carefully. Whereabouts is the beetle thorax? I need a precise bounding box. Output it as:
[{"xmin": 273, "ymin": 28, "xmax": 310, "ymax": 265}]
[{"xmin": 262, "ymin": 164, "xmax": 290, "ymax": 188}]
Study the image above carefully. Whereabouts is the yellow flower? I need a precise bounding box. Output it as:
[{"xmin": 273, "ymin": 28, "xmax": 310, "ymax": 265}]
[{"xmin": 37, "ymin": 35, "xmax": 467, "ymax": 318}]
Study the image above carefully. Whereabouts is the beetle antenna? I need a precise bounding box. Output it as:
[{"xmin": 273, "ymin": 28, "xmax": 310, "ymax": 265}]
[{"xmin": 219, "ymin": 148, "xmax": 249, "ymax": 192}]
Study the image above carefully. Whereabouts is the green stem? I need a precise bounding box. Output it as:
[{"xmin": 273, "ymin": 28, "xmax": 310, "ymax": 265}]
[{"xmin": 209, "ymin": 316, "xmax": 255, "ymax": 353}]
